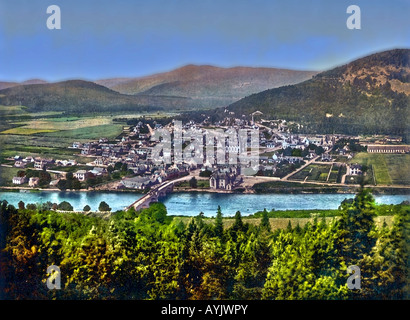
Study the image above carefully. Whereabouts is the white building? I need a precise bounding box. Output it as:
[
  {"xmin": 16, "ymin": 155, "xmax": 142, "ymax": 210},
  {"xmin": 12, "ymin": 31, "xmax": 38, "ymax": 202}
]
[{"xmin": 12, "ymin": 176, "xmax": 27, "ymax": 185}]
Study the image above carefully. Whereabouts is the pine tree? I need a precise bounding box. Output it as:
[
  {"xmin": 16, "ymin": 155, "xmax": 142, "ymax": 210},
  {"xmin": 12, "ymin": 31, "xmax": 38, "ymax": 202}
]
[
  {"xmin": 336, "ymin": 188, "xmax": 377, "ymax": 266},
  {"xmin": 260, "ymin": 209, "xmax": 271, "ymax": 232},
  {"xmin": 232, "ymin": 211, "xmax": 244, "ymax": 232},
  {"xmin": 214, "ymin": 205, "xmax": 224, "ymax": 238}
]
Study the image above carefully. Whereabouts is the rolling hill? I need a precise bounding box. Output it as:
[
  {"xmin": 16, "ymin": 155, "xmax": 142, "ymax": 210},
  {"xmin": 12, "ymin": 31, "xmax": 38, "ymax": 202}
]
[
  {"xmin": 95, "ymin": 65, "xmax": 318, "ymax": 107},
  {"xmin": 0, "ymin": 80, "xmax": 191, "ymax": 114},
  {"xmin": 0, "ymin": 65, "xmax": 317, "ymax": 113},
  {"xmin": 211, "ymin": 49, "xmax": 410, "ymax": 139},
  {"xmin": 0, "ymin": 79, "xmax": 48, "ymax": 90}
]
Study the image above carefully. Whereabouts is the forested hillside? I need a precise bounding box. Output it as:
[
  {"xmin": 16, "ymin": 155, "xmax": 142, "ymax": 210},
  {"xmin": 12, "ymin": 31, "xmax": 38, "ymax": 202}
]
[
  {"xmin": 220, "ymin": 49, "xmax": 410, "ymax": 139},
  {"xmin": 0, "ymin": 189, "xmax": 408, "ymax": 300}
]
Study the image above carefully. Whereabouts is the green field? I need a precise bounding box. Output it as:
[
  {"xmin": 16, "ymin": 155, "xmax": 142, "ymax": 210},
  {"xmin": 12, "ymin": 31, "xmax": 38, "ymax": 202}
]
[
  {"xmin": 0, "ymin": 114, "xmax": 126, "ymax": 165},
  {"xmin": 328, "ymin": 165, "xmax": 342, "ymax": 183},
  {"xmin": 42, "ymin": 123, "xmax": 124, "ymax": 140},
  {"xmin": 0, "ymin": 114, "xmax": 126, "ymax": 139},
  {"xmin": 0, "ymin": 166, "xmax": 22, "ymax": 186},
  {"xmin": 1, "ymin": 128, "xmax": 59, "ymax": 135},
  {"xmin": 290, "ymin": 164, "xmax": 332, "ymax": 182},
  {"xmin": 350, "ymin": 153, "xmax": 410, "ymax": 185}
]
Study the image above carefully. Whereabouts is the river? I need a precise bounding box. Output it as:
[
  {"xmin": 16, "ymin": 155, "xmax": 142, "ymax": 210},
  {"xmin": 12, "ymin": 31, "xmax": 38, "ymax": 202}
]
[{"xmin": 0, "ymin": 191, "xmax": 408, "ymax": 217}]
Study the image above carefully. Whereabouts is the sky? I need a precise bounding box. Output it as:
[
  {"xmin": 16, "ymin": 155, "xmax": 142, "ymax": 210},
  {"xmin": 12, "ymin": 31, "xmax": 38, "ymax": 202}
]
[{"xmin": 0, "ymin": 0, "xmax": 409, "ymax": 82}]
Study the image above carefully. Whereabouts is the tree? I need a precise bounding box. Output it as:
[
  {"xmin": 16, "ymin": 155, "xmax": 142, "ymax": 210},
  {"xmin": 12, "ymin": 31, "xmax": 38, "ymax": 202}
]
[
  {"xmin": 38, "ymin": 171, "xmax": 51, "ymax": 187},
  {"xmin": 214, "ymin": 206, "xmax": 224, "ymax": 238},
  {"xmin": 18, "ymin": 201, "xmax": 25, "ymax": 210},
  {"xmin": 26, "ymin": 203, "xmax": 37, "ymax": 210},
  {"xmin": 291, "ymin": 148, "xmax": 302, "ymax": 157},
  {"xmin": 315, "ymin": 146, "xmax": 325, "ymax": 155},
  {"xmin": 114, "ymin": 162, "xmax": 123, "ymax": 171},
  {"xmin": 283, "ymin": 147, "xmax": 293, "ymax": 156},
  {"xmin": 263, "ymin": 220, "xmax": 348, "ymax": 300},
  {"xmin": 86, "ymin": 177, "xmax": 97, "ymax": 189},
  {"xmin": 71, "ymin": 178, "xmax": 82, "ymax": 190},
  {"xmin": 189, "ymin": 177, "xmax": 198, "ymax": 188},
  {"xmin": 17, "ymin": 170, "xmax": 26, "ymax": 178},
  {"xmin": 232, "ymin": 211, "xmax": 244, "ymax": 233},
  {"xmin": 199, "ymin": 169, "xmax": 212, "ymax": 177},
  {"xmin": 98, "ymin": 201, "xmax": 111, "ymax": 212},
  {"xmin": 363, "ymin": 205, "xmax": 409, "ymax": 299},
  {"xmin": 121, "ymin": 163, "xmax": 128, "ymax": 173},
  {"xmin": 25, "ymin": 169, "xmax": 37, "ymax": 179},
  {"xmin": 336, "ymin": 188, "xmax": 377, "ymax": 266},
  {"xmin": 260, "ymin": 209, "xmax": 271, "ymax": 232},
  {"xmin": 57, "ymin": 179, "xmax": 68, "ymax": 191},
  {"xmin": 112, "ymin": 172, "xmax": 121, "ymax": 179},
  {"xmin": 83, "ymin": 205, "xmax": 91, "ymax": 212},
  {"xmin": 57, "ymin": 201, "xmax": 73, "ymax": 211}
]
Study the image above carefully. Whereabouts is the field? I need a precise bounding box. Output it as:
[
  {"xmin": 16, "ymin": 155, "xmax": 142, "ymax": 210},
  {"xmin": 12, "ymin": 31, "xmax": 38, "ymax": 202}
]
[
  {"xmin": 290, "ymin": 164, "xmax": 332, "ymax": 182},
  {"xmin": 327, "ymin": 165, "xmax": 342, "ymax": 183},
  {"xmin": 350, "ymin": 153, "xmax": 410, "ymax": 185},
  {"xmin": 0, "ymin": 113, "xmax": 127, "ymax": 164},
  {"xmin": 1, "ymin": 128, "xmax": 59, "ymax": 135},
  {"xmin": 0, "ymin": 166, "xmax": 22, "ymax": 186},
  {"xmin": 0, "ymin": 117, "xmax": 116, "ymax": 135},
  {"xmin": 41, "ymin": 124, "xmax": 124, "ymax": 140}
]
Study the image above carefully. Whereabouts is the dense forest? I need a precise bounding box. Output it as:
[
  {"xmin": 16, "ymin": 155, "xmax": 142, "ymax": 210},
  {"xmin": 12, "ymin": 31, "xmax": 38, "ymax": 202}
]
[{"xmin": 0, "ymin": 189, "xmax": 408, "ymax": 300}]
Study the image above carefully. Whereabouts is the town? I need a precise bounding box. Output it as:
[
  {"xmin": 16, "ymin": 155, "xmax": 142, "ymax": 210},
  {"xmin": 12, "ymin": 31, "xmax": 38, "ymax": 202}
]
[{"xmin": 4, "ymin": 112, "xmax": 409, "ymax": 195}]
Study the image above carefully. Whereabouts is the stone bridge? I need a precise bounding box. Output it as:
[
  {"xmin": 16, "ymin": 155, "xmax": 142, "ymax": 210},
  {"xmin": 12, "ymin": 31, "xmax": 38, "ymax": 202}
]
[{"xmin": 124, "ymin": 180, "xmax": 175, "ymax": 212}]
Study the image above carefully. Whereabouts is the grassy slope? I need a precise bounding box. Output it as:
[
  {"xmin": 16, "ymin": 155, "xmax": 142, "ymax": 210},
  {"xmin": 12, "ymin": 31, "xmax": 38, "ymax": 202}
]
[{"xmin": 350, "ymin": 153, "xmax": 410, "ymax": 185}]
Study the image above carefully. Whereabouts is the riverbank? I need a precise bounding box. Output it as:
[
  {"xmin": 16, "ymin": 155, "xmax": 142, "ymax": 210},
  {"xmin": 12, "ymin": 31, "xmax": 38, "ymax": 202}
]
[
  {"xmin": 251, "ymin": 180, "xmax": 410, "ymax": 195},
  {"xmin": 2, "ymin": 183, "xmax": 410, "ymax": 196}
]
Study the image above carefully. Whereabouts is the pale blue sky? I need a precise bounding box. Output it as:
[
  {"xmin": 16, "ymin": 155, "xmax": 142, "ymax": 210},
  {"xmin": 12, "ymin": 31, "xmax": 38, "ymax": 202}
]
[{"xmin": 0, "ymin": 0, "xmax": 409, "ymax": 81}]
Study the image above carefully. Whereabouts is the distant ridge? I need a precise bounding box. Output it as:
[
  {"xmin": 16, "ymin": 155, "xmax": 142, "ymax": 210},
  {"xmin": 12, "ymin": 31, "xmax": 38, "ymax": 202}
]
[
  {"xmin": 0, "ymin": 65, "xmax": 318, "ymax": 112},
  {"xmin": 0, "ymin": 79, "xmax": 48, "ymax": 90},
  {"xmin": 95, "ymin": 65, "xmax": 318, "ymax": 107},
  {"xmin": 0, "ymin": 79, "xmax": 191, "ymax": 113}
]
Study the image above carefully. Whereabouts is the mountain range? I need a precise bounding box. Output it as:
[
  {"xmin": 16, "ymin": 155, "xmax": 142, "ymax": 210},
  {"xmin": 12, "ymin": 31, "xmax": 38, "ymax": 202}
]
[
  {"xmin": 95, "ymin": 65, "xmax": 318, "ymax": 102},
  {"xmin": 0, "ymin": 66, "xmax": 317, "ymax": 113}
]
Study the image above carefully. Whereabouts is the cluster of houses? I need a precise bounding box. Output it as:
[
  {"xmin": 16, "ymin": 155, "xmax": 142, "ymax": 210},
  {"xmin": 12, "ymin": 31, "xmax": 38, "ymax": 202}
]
[
  {"xmin": 7, "ymin": 119, "xmax": 338, "ymax": 190},
  {"xmin": 12, "ymin": 156, "xmax": 55, "ymax": 170},
  {"xmin": 12, "ymin": 176, "xmax": 41, "ymax": 187},
  {"xmin": 8, "ymin": 116, "xmax": 408, "ymax": 190}
]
